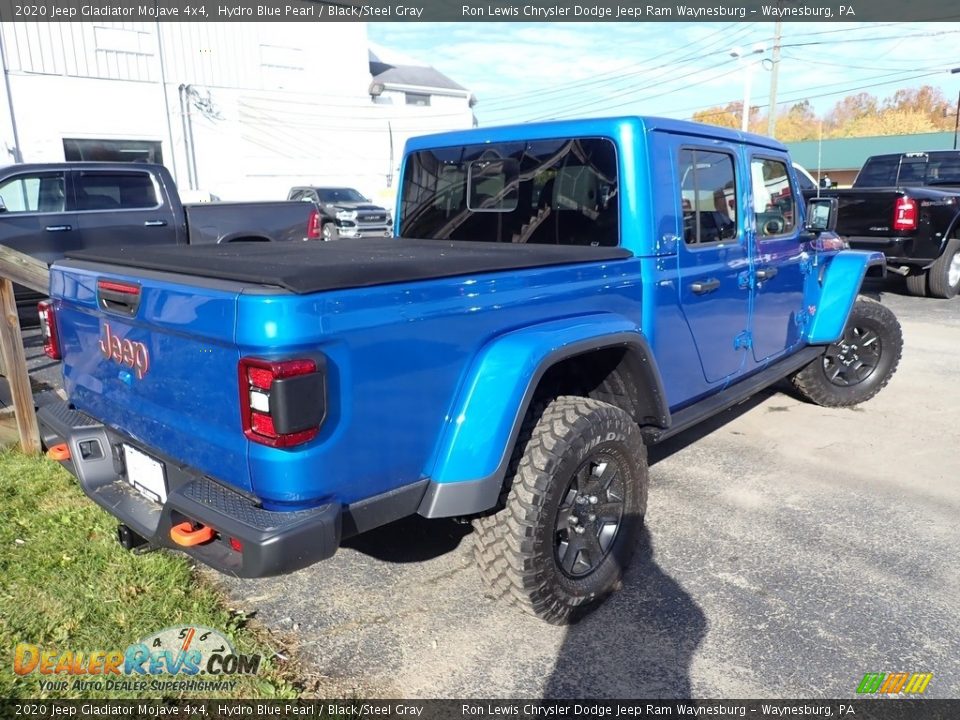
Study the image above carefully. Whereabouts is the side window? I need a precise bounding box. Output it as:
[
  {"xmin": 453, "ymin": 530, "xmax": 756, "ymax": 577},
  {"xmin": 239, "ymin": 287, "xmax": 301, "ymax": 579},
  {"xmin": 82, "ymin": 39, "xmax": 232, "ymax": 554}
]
[
  {"xmin": 678, "ymin": 149, "xmax": 737, "ymax": 245},
  {"xmin": 0, "ymin": 173, "xmax": 65, "ymax": 214},
  {"xmin": 751, "ymin": 158, "xmax": 796, "ymax": 238},
  {"xmin": 74, "ymin": 172, "xmax": 158, "ymax": 211}
]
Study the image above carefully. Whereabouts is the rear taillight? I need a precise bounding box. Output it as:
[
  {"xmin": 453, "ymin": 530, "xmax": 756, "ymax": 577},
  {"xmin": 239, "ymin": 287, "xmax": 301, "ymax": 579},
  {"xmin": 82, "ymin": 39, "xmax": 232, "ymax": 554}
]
[
  {"xmin": 239, "ymin": 357, "xmax": 325, "ymax": 448},
  {"xmin": 306, "ymin": 208, "xmax": 322, "ymax": 240},
  {"xmin": 893, "ymin": 196, "xmax": 918, "ymax": 232},
  {"xmin": 37, "ymin": 300, "xmax": 60, "ymax": 360}
]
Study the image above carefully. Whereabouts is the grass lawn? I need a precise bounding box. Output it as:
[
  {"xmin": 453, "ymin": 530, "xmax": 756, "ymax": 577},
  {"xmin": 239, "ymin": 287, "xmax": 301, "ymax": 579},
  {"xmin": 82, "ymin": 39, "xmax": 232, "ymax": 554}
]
[{"xmin": 0, "ymin": 449, "xmax": 298, "ymax": 699}]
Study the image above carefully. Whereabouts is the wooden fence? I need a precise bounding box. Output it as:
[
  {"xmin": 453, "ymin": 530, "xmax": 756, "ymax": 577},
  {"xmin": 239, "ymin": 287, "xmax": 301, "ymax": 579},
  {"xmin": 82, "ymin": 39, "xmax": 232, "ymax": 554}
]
[{"xmin": 0, "ymin": 244, "xmax": 50, "ymax": 454}]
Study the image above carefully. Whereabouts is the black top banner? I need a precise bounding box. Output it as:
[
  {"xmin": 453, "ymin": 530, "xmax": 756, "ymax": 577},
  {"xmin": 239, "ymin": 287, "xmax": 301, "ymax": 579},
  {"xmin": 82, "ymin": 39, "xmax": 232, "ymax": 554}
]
[
  {"xmin": 2, "ymin": 699, "xmax": 960, "ymax": 720},
  {"xmin": 0, "ymin": 0, "xmax": 957, "ymax": 22}
]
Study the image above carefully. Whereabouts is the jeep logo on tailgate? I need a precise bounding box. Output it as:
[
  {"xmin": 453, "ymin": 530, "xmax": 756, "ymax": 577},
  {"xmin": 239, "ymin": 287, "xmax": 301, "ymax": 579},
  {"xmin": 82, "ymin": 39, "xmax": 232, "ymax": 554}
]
[{"xmin": 99, "ymin": 322, "xmax": 150, "ymax": 380}]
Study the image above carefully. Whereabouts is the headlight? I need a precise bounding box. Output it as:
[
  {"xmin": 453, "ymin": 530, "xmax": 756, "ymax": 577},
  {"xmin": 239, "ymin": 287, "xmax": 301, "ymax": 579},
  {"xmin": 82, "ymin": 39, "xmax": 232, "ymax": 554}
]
[{"xmin": 336, "ymin": 210, "xmax": 357, "ymax": 221}]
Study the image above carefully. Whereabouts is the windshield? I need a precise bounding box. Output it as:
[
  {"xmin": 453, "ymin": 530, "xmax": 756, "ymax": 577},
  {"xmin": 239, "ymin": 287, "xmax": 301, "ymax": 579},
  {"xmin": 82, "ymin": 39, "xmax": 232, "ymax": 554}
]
[{"xmin": 316, "ymin": 188, "xmax": 367, "ymax": 203}]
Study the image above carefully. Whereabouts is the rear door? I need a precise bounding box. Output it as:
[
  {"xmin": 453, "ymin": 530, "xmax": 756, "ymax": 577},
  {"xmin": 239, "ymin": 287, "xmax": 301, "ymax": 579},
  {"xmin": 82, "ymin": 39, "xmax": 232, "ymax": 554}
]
[
  {"xmin": 673, "ymin": 141, "xmax": 751, "ymax": 383},
  {"xmin": 749, "ymin": 154, "xmax": 808, "ymax": 362},
  {"xmin": 72, "ymin": 169, "xmax": 175, "ymax": 249}
]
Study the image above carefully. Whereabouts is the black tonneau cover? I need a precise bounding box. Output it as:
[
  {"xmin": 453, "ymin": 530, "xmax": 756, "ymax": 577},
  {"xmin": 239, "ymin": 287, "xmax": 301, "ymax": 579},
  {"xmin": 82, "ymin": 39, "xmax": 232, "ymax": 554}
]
[{"xmin": 67, "ymin": 238, "xmax": 633, "ymax": 295}]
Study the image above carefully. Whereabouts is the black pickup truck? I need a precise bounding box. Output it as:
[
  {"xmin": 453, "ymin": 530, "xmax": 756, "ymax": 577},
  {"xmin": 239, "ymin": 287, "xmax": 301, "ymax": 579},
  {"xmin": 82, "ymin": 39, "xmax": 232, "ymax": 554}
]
[
  {"xmin": 821, "ymin": 151, "xmax": 960, "ymax": 298},
  {"xmin": 0, "ymin": 162, "xmax": 318, "ymax": 320}
]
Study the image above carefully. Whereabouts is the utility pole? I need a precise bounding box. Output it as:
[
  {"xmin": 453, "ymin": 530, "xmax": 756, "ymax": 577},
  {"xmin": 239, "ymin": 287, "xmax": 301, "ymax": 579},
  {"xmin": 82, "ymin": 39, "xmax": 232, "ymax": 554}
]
[
  {"xmin": 952, "ymin": 68, "xmax": 960, "ymax": 150},
  {"xmin": 767, "ymin": 20, "xmax": 783, "ymax": 138}
]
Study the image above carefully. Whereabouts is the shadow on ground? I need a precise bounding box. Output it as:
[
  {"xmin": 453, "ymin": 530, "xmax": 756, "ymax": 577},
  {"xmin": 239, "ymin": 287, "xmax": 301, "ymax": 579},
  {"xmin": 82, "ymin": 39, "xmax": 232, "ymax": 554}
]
[
  {"xmin": 545, "ymin": 527, "xmax": 707, "ymax": 698},
  {"xmin": 341, "ymin": 514, "xmax": 472, "ymax": 563}
]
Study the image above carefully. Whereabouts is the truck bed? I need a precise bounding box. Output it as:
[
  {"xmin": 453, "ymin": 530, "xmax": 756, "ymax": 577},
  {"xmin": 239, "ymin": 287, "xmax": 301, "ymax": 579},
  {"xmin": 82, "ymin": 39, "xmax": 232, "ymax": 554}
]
[{"xmin": 66, "ymin": 237, "xmax": 632, "ymax": 294}]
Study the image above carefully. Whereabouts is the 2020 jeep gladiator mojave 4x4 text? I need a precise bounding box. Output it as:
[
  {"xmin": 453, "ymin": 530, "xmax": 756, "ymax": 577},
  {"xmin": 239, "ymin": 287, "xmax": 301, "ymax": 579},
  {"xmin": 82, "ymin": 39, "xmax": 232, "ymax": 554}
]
[{"xmin": 39, "ymin": 118, "xmax": 902, "ymax": 623}]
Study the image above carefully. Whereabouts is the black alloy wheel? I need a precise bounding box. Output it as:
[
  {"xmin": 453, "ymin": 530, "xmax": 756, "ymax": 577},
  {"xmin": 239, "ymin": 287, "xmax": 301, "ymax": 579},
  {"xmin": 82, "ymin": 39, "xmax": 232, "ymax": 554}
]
[{"xmin": 555, "ymin": 453, "xmax": 626, "ymax": 578}]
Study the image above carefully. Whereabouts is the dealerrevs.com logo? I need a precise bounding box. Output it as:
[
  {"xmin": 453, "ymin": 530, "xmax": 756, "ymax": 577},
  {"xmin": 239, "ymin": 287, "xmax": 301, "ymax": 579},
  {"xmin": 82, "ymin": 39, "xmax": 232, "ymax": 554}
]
[
  {"xmin": 14, "ymin": 626, "xmax": 261, "ymax": 693},
  {"xmin": 856, "ymin": 672, "xmax": 933, "ymax": 695}
]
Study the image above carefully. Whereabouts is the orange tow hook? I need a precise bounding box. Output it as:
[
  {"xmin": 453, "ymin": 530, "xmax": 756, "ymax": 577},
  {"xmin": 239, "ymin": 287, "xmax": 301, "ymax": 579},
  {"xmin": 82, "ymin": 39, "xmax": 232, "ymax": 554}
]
[
  {"xmin": 170, "ymin": 522, "xmax": 215, "ymax": 547},
  {"xmin": 46, "ymin": 443, "xmax": 70, "ymax": 461}
]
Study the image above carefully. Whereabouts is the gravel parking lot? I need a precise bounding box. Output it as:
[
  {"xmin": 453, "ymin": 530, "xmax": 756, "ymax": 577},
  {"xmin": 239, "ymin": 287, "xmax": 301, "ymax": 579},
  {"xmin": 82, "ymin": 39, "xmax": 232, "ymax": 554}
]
[{"xmin": 21, "ymin": 288, "xmax": 960, "ymax": 699}]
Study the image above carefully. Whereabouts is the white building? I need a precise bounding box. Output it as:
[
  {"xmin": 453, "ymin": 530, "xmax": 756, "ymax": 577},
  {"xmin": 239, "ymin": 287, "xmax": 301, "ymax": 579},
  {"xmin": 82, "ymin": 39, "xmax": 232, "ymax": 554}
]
[{"xmin": 0, "ymin": 22, "xmax": 475, "ymax": 202}]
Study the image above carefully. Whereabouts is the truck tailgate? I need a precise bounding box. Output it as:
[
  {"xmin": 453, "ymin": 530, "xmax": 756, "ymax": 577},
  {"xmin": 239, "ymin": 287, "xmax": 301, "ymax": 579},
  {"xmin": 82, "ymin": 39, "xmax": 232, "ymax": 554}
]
[
  {"xmin": 50, "ymin": 260, "xmax": 251, "ymax": 493},
  {"xmin": 828, "ymin": 189, "xmax": 902, "ymax": 237}
]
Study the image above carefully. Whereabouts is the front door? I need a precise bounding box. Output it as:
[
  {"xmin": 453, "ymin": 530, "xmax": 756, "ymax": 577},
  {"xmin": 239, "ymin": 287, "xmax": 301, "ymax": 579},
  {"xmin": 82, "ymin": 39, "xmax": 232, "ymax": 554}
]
[
  {"xmin": 749, "ymin": 155, "xmax": 809, "ymax": 362},
  {"xmin": 675, "ymin": 143, "xmax": 751, "ymax": 383}
]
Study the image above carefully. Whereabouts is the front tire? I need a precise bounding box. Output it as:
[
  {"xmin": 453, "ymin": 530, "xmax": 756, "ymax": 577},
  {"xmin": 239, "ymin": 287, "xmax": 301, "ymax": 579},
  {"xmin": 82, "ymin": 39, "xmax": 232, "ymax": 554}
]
[
  {"xmin": 472, "ymin": 396, "xmax": 648, "ymax": 624},
  {"xmin": 792, "ymin": 297, "xmax": 902, "ymax": 407},
  {"xmin": 321, "ymin": 223, "xmax": 337, "ymax": 241},
  {"xmin": 928, "ymin": 238, "xmax": 960, "ymax": 299}
]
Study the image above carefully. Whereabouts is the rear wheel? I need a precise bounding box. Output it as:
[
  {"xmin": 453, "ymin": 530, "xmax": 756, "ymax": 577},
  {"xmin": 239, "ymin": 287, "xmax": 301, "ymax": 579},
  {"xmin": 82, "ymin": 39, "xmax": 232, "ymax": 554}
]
[
  {"xmin": 904, "ymin": 271, "xmax": 927, "ymax": 297},
  {"xmin": 928, "ymin": 238, "xmax": 960, "ymax": 299},
  {"xmin": 472, "ymin": 396, "xmax": 648, "ymax": 624},
  {"xmin": 792, "ymin": 297, "xmax": 902, "ymax": 407}
]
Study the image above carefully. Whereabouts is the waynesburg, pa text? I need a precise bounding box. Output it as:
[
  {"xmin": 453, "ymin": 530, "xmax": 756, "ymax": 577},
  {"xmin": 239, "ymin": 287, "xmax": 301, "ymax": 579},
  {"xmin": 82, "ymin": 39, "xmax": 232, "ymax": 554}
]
[{"xmin": 460, "ymin": 4, "xmax": 853, "ymax": 18}]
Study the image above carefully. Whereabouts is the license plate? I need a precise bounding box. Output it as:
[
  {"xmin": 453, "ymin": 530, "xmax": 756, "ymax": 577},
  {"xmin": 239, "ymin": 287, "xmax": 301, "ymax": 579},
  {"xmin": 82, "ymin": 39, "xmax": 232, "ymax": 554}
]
[{"xmin": 122, "ymin": 444, "xmax": 167, "ymax": 503}]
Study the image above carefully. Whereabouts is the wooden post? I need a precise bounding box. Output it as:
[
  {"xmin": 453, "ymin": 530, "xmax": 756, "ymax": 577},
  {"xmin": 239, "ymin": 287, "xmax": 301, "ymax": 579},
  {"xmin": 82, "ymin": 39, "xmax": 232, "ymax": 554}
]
[
  {"xmin": 0, "ymin": 244, "xmax": 50, "ymax": 293},
  {"xmin": 0, "ymin": 277, "xmax": 41, "ymax": 453},
  {"xmin": 0, "ymin": 244, "xmax": 49, "ymax": 454}
]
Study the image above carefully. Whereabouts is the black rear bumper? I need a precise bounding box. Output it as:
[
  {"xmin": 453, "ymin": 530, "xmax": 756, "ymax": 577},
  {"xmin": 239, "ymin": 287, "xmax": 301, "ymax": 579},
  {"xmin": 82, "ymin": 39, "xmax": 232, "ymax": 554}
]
[
  {"xmin": 37, "ymin": 400, "xmax": 341, "ymax": 577},
  {"xmin": 844, "ymin": 235, "xmax": 937, "ymax": 267}
]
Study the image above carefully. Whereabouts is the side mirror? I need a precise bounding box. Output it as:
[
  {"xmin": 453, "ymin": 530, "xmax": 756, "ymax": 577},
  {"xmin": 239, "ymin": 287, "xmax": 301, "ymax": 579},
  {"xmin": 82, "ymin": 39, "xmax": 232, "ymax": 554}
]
[
  {"xmin": 805, "ymin": 197, "xmax": 838, "ymax": 233},
  {"xmin": 0, "ymin": 197, "xmax": 6, "ymax": 213}
]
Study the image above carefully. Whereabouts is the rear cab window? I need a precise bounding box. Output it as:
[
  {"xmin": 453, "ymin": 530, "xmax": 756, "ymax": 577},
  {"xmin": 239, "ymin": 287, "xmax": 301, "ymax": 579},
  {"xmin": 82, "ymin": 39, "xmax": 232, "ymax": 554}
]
[
  {"xmin": 400, "ymin": 138, "xmax": 619, "ymax": 246},
  {"xmin": 855, "ymin": 152, "xmax": 960, "ymax": 188}
]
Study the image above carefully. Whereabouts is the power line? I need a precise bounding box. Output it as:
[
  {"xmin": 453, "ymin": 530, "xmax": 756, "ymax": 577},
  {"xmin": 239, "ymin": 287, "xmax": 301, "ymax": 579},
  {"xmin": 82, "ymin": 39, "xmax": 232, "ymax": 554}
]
[
  {"xmin": 481, "ymin": 22, "xmax": 756, "ymax": 111},
  {"xmin": 780, "ymin": 51, "xmax": 960, "ymax": 73},
  {"xmin": 521, "ymin": 55, "xmax": 744, "ymax": 122}
]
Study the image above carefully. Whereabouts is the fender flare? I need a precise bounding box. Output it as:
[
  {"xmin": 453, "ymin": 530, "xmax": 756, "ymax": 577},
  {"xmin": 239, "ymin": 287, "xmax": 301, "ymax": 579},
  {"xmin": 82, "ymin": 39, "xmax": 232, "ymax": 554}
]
[
  {"xmin": 418, "ymin": 314, "xmax": 668, "ymax": 518},
  {"xmin": 806, "ymin": 250, "xmax": 886, "ymax": 345}
]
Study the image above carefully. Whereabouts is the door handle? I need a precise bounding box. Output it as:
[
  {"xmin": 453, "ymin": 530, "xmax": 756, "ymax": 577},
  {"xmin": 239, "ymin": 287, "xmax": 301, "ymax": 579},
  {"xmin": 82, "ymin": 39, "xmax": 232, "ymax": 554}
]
[
  {"xmin": 756, "ymin": 267, "xmax": 779, "ymax": 280},
  {"xmin": 44, "ymin": 224, "xmax": 72, "ymax": 232},
  {"xmin": 691, "ymin": 278, "xmax": 721, "ymax": 295},
  {"xmin": 144, "ymin": 220, "xmax": 168, "ymax": 227}
]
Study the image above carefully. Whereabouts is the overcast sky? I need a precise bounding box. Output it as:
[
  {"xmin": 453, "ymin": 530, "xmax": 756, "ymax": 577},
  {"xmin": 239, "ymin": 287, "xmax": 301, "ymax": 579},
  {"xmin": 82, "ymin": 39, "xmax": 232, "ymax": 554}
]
[{"xmin": 368, "ymin": 22, "xmax": 960, "ymax": 127}]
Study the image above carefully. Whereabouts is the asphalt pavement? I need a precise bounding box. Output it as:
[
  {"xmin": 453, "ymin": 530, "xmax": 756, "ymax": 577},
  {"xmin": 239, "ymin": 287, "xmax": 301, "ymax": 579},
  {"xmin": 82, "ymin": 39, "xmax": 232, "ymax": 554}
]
[{"xmin": 20, "ymin": 286, "xmax": 960, "ymax": 699}]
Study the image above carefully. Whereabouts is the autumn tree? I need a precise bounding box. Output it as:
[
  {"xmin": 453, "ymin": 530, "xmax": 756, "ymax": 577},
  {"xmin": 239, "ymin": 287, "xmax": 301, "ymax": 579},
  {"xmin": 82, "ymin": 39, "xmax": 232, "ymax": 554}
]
[
  {"xmin": 692, "ymin": 101, "xmax": 765, "ymax": 132},
  {"xmin": 691, "ymin": 84, "xmax": 958, "ymax": 140},
  {"xmin": 766, "ymin": 101, "xmax": 819, "ymax": 142}
]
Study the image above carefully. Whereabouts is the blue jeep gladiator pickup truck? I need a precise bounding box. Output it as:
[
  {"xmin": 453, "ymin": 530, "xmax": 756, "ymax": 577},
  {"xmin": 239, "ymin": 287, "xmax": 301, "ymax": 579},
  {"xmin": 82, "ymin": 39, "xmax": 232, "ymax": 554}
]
[{"xmin": 37, "ymin": 117, "xmax": 902, "ymax": 623}]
